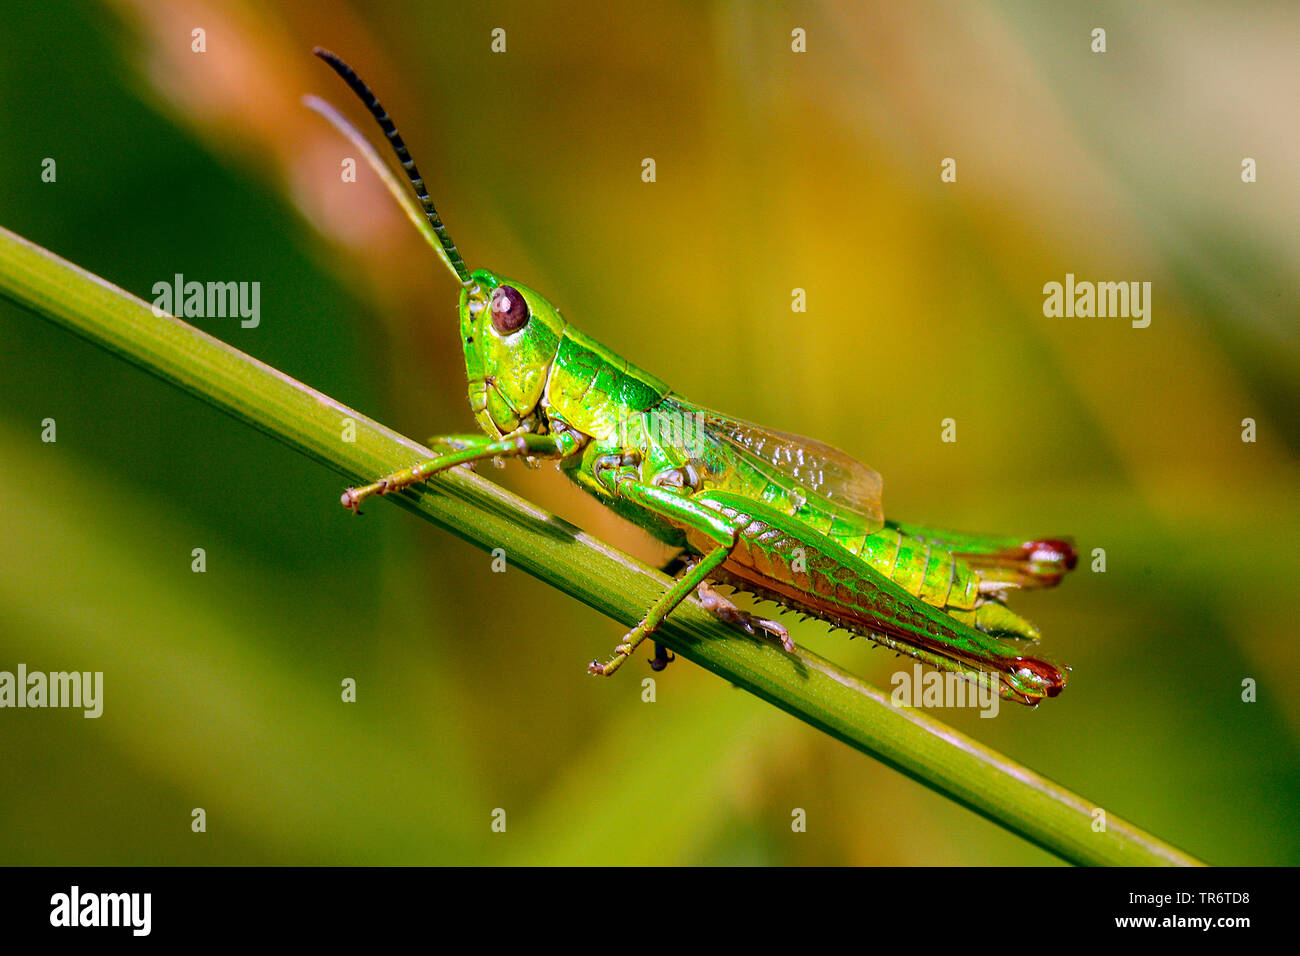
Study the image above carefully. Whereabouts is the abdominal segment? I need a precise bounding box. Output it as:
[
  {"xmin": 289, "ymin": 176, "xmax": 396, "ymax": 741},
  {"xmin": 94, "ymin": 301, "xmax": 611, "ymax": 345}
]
[{"xmin": 682, "ymin": 491, "xmax": 1065, "ymax": 704}]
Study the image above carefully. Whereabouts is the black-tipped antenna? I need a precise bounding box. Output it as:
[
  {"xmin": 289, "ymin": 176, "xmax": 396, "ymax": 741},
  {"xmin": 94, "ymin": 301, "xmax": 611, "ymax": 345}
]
[{"xmin": 313, "ymin": 47, "xmax": 471, "ymax": 284}]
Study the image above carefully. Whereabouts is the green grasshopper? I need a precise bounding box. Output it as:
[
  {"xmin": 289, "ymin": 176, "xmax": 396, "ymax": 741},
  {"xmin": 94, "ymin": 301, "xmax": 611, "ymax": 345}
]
[{"xmin": 310, "ymin": 49, "xmax": 1075, "ymax": 705}]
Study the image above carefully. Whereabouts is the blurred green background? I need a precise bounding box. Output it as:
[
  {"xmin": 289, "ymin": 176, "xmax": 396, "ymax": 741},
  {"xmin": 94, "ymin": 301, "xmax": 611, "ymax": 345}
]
[{"xmin": 2, "ymin": 0, "xmax": 1297, "ymax": 865}]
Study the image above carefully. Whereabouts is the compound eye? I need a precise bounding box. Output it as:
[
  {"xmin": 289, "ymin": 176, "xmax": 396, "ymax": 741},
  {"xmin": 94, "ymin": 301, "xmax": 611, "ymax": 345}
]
[{"xmin": 490, "ymin": 285, "xmax": 530, "ymax": 334}]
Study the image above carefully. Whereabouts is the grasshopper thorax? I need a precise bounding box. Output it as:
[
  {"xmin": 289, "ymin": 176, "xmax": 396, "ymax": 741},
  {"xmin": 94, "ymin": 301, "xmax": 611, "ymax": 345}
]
[{"xmin": 459, "ymin": 269, "xmax": 566, "ymax": 438}]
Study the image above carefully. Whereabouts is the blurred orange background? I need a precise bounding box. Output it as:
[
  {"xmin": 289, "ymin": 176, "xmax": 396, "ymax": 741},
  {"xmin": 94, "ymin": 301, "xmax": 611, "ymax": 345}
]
[{"xmin": 1, "ymin": 0, "xmax": 1297, "ymax": 864}]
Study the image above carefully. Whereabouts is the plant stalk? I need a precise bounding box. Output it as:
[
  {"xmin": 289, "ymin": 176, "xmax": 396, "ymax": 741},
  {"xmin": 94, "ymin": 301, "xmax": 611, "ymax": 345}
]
[{"xmin": 0, "ymin": 224, "xmax": 1204, "ymax": 866}]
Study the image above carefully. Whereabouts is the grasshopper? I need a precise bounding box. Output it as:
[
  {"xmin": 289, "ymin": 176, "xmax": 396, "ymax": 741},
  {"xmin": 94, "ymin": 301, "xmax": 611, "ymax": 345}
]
[{"xmin": 310, "ymin": 49, "xmax": 1075, "ymax": 705}]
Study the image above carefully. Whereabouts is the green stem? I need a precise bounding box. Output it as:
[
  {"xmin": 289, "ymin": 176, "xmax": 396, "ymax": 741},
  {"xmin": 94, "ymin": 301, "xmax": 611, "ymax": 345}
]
[{"xmin": 0, "ymin": 224, "xmax": 1204, "ymax": 866}]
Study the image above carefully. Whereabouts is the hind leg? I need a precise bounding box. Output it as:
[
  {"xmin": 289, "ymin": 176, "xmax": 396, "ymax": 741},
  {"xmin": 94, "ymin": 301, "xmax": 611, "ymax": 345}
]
[{"xmin": 695, "ymin": 581, "xmax": 794, "ymax": 652}]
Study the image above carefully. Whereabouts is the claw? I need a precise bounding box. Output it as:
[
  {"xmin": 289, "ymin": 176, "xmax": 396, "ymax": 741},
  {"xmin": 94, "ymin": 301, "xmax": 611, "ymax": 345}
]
[
  {"xmin": 342, "ymin": 477, "xmax": 390, "ymax": 513},
  {"xmin": 696, "ymin": 581, "xmax": 795, "ymax": 654},
  {"xmin": 649, "ymin": 643, "xmax": 675, "ymax": 671}
]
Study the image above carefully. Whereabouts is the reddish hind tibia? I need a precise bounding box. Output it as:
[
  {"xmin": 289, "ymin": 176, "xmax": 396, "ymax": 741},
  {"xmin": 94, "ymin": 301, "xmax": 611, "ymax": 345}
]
[
  {"xmin": 1027, "ymin": 539, "xmax": 1078, "ymax": 571},
  {"xmin": 1011, "ymin": 655, "xmax": 1067, "ymax": 700},
  {"xmin": 958, "ymin": 538, "xmax": 1078, "ymax": 589}
]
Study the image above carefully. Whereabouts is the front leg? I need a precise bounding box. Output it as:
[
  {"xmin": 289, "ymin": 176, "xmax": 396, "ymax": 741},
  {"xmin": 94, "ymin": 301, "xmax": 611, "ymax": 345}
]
[{"xmin": 343, "ymin": 430, "xmax": 583, "ymax": 512}]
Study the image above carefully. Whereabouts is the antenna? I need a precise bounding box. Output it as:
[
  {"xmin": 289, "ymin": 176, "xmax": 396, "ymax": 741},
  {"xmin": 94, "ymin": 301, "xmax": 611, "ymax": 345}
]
[{"xmin": 312, "ymin": 47, "xmax": 471, "ymax": 284}]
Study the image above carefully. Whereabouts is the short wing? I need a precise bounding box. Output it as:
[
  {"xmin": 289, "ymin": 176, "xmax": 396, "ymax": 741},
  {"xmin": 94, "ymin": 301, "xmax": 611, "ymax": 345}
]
[{"xmin": 699, "ymin": 409, "xmax": 884, "ymax": 531}]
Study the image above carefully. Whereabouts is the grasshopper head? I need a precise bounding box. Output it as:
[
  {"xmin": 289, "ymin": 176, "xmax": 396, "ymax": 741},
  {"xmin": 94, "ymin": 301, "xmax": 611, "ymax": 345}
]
[
  {"xmin": 459, "ymin": 269, "xmax": 566, "ymax": 437},
  {"xmin": 308, "ymin": 52, "xmax": 566, "ymax": 437}
]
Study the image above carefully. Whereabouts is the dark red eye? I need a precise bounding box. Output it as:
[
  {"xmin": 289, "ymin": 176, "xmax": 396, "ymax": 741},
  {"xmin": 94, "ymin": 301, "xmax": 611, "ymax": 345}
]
[{"xmin": 490, "ymin": 285, "xmax": 530, "ymax": 334}]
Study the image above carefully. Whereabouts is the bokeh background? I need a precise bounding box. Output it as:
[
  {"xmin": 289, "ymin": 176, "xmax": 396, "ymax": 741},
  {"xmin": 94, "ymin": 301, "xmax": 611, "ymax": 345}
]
[{"xmin": 1, "ymin": 0, "xmax": 1297, "ymax": 865}]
